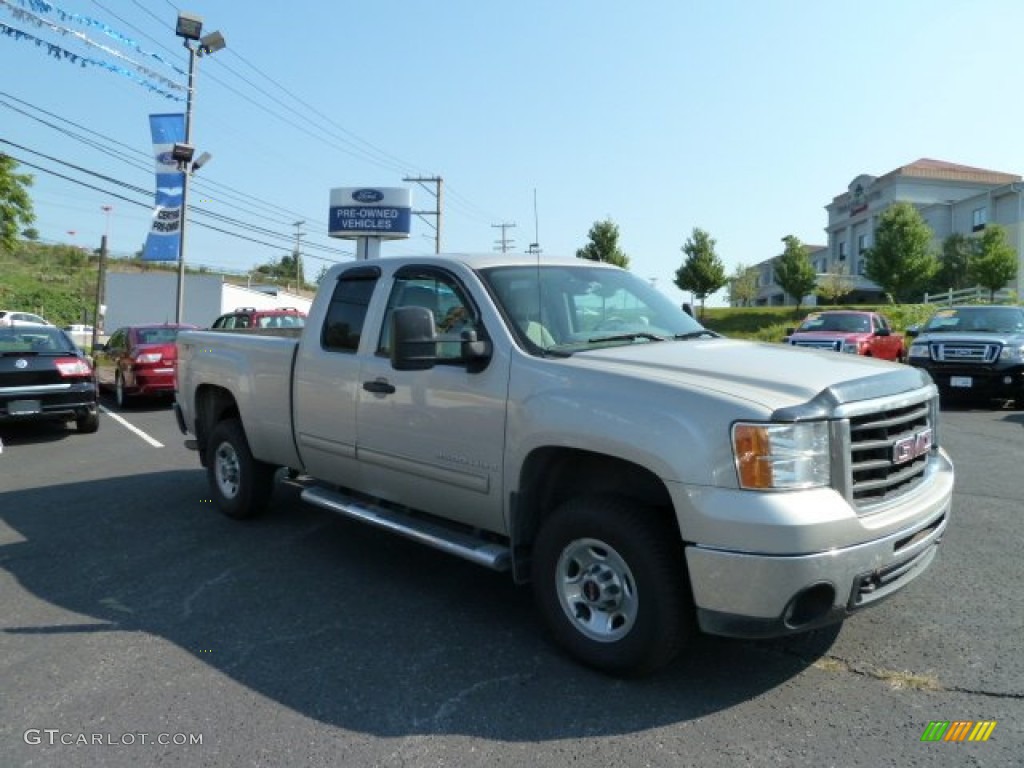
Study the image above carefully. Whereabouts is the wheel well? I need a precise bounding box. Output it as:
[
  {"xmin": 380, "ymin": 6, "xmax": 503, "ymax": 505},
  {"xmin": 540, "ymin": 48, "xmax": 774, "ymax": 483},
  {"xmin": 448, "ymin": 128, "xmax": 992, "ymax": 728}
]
[
  {"xmin": 194, "ymin": 384, "xmax": 240, "ymax": 466},
  {"xmin": 510, "ymin": 447, "xmax": 678, "ymax": 582}
]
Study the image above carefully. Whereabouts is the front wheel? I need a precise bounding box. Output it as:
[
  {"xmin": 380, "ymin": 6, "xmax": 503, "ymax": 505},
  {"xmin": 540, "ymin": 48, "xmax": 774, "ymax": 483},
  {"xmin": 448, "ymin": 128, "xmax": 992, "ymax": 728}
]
[
  {"xmin": 115, "ymin": 371, "xmax": 129, "ymax": 409},
  {"xmin": 530, "ymin": 495, "xmax": 693, "ymax": 676},
  {"xmin": 206, "ymin": 418, "xmax": 275, "ymax": 519}
]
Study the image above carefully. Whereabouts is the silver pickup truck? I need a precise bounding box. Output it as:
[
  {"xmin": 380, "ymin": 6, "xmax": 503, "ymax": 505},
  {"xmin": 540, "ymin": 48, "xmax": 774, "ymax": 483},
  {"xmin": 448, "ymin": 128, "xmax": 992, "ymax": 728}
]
[{"xmin": 174, "ymin": 253, "xmax": 953, "ymax": 676}]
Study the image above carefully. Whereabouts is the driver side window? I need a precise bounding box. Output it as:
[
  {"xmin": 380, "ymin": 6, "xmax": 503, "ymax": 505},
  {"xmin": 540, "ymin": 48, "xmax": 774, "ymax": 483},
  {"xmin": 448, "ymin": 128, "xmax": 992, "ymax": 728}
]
[{"xmin": 377, "ymin": 273, "xmax": 478, "ymax": 362}]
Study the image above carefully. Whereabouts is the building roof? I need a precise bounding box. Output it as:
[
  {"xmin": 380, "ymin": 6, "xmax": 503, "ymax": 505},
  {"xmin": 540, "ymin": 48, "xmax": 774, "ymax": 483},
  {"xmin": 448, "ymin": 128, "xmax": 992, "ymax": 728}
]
[{"xmin": 878, "ymin": 158, "xmax": 1020, "ymax": 185}]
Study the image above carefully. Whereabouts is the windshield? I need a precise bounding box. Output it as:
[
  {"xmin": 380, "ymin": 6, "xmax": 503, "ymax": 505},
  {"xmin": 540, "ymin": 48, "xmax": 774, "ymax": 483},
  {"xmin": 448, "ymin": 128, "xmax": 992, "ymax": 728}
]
[
  {"xmin": 923, "ymin": 307, "xmax": 1024, "ymax": 334},
  {"xmin": 480, "ymin": 264, "xmax": 708, "ymax": 352},
  {"xmin": 0, "ymin": 327, "xmax": 77, "ymax": 355},
  {"xmin": 796, "ymin": 312, "xmax": 870, "ymax": 333}
]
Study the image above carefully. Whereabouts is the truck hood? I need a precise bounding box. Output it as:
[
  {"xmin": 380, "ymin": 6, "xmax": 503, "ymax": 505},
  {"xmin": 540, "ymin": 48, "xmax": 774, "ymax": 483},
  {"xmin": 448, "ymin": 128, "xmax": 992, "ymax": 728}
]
[
  {"xmin": 788, "ymin": 331, "xmax": 869, "ymax": 341},
  {"xmin": 911, "ymin": 330, "xmax": 1024, "ymax": 345},
  {"xmin": 567, "ymin": 337, "xmax": 929, "ymax": 417}
]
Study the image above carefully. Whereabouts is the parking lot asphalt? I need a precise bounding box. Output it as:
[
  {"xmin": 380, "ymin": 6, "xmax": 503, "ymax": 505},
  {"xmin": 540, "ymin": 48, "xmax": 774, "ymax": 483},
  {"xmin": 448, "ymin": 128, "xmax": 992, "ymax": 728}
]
[{"xmin": 1, "ymin": 396, "xmax": 1021, "ymax": 767}]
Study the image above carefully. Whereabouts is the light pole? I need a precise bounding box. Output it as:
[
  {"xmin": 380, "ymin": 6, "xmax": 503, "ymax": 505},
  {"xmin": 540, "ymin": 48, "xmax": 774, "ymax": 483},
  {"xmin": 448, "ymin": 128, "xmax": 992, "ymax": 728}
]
[
  {"xmin": 92, "ymin": 205, "xmax": 112, "ymax": 351},
  {"xmin": 173, "ymin": 12, "xmax": 226, "ymax": 324}
]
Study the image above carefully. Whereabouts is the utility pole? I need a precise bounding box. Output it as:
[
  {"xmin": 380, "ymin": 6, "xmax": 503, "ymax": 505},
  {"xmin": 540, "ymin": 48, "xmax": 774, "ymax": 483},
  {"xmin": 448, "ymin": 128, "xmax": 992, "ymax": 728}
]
[
  {"xmin": 403, "ymin": 175, "xmax": 442, "ymax": 253},
  {"xmin": 293, "ymin": 220, "xmax": 305, "ymax": 292},
  {"xmin": 492, "ymin": 222, "xmax": 516, "ymax": 253}
]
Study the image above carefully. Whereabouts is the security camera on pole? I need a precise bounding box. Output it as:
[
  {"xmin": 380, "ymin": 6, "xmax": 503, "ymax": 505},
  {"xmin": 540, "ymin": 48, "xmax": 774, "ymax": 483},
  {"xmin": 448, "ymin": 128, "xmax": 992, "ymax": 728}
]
[{"xmin": 328, "ymin": 187, "xmax": 412, "ymax": 259}]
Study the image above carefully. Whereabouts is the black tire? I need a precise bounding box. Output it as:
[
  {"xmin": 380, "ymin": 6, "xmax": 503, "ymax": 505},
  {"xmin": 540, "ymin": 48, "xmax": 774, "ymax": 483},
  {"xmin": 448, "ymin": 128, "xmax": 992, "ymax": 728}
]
[
  {"xmin": 75, "ymin": 408, "xmax": 99, "ymax": 433},
  {"xmin": 115, "ymin": 371, "xmax": 129, "ymax": 409},
  {"xmin": 206, "ymin": 418, "xmax": 275, "ymax": 519},
  {"xmin": 530, "ymin": 495, "xmax": 693, "ymax": 677}
]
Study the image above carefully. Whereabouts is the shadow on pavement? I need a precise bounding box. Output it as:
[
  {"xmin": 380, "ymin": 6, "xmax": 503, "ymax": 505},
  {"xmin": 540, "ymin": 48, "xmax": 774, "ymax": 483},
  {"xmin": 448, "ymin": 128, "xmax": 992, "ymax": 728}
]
[{"xmin": 0, "ymin": 471, "xmax": 839, "ymax": 740}]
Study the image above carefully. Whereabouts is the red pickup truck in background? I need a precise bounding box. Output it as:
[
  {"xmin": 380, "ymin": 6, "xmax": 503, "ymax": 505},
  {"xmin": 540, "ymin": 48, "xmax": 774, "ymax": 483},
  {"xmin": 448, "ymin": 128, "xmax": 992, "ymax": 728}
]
[{"xmin": 786, "ymin": 310, "xmax": 905, "ymax": 362}]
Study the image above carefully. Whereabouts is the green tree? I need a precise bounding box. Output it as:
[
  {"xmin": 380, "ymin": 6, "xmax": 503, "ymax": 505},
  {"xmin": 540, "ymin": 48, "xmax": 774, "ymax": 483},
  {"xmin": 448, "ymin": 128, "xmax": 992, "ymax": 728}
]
[
  {"xmin": 934, "ymin": 233, "xmax": 973, "ymax": 293},
  {"xmin": 576, "ymin": 218, "xmax": 630, "ymax": 268},
  {"xmin": 815, "ymin": 261, "xmax": 855, "ymax": 305},
  {"xmin": 864, "ymin": 202, "xmax": 937, "ymax": 303},
  {"xmin": 22, "ymin": 227, "xmax": 40, "ymax": 241},
  {"xmin": 1, "ymin": 154, "xmax": 36, "ymax": 253},
  {"xmin": 674, "ymin": 227, "xmax": 727, "ymax": 317},
  {"xmin": 969, "ymin": 224, "xmax": 1018, "ymax": 301},
  {"xmin": 774, "ymin": 235, "xmax": 817, "ymax": 310},
  {"xmin": 726, "ymin": 262, "xmax": 759, "ymax": 307}
]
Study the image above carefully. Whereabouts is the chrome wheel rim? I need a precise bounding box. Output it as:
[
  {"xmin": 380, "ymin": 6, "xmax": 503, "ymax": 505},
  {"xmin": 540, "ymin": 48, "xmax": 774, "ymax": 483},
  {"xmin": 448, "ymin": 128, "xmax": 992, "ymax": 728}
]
[
  {"xmin": 555, "ymin": 537, "xmax": 637, "ymax": 642},
  {"xmin": 214, "ymin": 440, "xmax": 241, "ymax": 499}
]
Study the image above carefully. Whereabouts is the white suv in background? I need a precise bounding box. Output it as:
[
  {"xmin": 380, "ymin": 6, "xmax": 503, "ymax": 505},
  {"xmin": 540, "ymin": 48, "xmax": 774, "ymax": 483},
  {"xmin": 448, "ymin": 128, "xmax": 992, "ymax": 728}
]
[{"xmin": 0, "ymin": 310, "xmax": 52, "ymax": 327}]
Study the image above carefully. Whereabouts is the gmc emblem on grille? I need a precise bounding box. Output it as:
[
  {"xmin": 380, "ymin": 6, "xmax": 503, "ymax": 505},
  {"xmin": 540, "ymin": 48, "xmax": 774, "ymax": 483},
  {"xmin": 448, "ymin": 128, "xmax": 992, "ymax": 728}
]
[{"xmin": 892, "ymin": 428, "xmax": 933, "ymax": 464}]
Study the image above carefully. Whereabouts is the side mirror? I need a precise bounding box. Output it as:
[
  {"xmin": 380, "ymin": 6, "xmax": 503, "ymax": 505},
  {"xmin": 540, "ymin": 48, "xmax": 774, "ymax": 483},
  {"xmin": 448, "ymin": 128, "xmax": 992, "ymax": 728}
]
[
  {"xmin": 460, "ymin": 329, "xmax": 492, "ymax": 372},
  {"xmin": 391, "ymin": 306, "xmax": 437, "ymax": 371},
  {"xmin": 875, "ymin": 327, "xmax": 891, "ymax": 337},
  {"xmin": 905, "ymin": 325, "xmax": 920, "ymax": 339}
]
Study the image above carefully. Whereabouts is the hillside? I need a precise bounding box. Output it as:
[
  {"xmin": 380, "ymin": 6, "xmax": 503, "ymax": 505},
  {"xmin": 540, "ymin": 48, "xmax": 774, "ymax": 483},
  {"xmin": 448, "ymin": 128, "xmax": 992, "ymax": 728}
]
[{"xmin": 0, "ymin": 241, "xmax": 307, "ymax": 328}]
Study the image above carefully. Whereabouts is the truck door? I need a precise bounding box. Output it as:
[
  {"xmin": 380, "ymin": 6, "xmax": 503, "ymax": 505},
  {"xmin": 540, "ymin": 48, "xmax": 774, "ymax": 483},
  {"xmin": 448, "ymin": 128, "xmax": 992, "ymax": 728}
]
[
  {"xmin": 356, "ymin": 267, "xmax": 510, "ymax": 535},
  {"xmin": 292, "ymin": 266, "xmax": 380, "ymax": 487}
]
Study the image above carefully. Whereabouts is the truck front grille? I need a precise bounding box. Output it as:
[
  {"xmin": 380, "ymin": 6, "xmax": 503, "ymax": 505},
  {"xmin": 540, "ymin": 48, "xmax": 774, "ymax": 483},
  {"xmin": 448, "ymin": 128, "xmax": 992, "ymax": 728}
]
[
  {"xmin": 846, "ymin": 399, "xmax": 932, "ymax": 511},
  {"xmin": 791, "ymin": 340, "xmax": 842, "ymax": 352},
  {"xmin": 929, "ymin": 342, "xmax": 1000, "ymax": 363}
]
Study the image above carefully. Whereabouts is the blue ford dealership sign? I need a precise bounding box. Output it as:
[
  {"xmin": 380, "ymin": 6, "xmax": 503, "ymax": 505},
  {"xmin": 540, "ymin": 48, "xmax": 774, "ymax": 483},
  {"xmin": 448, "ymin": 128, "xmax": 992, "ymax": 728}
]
[{"xmin": 329, "ymin": 187, "xmax": 412, "ymax": 239}]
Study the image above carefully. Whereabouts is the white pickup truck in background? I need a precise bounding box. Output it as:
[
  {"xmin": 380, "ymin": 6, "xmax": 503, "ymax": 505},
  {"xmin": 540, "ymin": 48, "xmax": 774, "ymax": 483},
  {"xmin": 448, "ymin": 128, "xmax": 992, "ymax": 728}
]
[{"xmin": 174, "ymin": 253, "xmax": 953, "ymax": 676}]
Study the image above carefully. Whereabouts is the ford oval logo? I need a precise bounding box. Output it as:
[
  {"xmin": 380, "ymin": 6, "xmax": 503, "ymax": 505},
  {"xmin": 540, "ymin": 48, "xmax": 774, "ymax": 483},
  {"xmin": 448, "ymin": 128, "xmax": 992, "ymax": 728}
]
[
  {"xmin": 352, "ymin": 188, "xmax": 384, "ymax": 203},
  {"xmin": 15, "ymin": 358, "xmax": 28, "ymax": 369}
]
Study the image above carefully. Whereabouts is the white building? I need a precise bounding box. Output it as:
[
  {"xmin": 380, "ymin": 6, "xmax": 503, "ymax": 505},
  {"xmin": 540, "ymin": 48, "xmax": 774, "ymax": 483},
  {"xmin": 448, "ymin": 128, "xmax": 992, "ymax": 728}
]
[{"xmin": 748, "ymin": 158, "xmax": 1024, "ymax": 306}]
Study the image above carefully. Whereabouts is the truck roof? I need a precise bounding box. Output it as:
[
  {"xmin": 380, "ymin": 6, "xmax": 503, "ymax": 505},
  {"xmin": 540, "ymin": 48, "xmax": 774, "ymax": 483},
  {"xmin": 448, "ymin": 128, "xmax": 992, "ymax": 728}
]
[{"xmin": 326, "ymin": 253, "xmax": 616, "ymax": 274}]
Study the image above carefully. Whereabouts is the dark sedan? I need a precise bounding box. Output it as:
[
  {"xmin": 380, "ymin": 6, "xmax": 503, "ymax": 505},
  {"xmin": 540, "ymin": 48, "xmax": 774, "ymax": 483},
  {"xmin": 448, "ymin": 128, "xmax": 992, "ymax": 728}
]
[
  {"xmin": 94, "ymin": 323, "xmax": 197, "ymax": 408},
  {"xmin": 0, "ymin": 326, "xmax": 99, "ymax": 433}
]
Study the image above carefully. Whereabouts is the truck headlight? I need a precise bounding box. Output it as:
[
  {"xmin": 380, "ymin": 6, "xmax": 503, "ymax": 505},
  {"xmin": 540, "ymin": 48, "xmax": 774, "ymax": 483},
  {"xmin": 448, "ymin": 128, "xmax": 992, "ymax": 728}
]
[
  {"xmin": 732, "ymin": 421, "xmax": 830, "ymax": 490},
  {"xmin": 908, "ymin": 343, "xmax": 930, "ymax": 359},
  {"xmin": 841, "ymin": 341, "xmax": 859, "ymax": 354},
  {"xmin": 999, "ymin": 344, "xmax": 1024, "ymax": 361}
]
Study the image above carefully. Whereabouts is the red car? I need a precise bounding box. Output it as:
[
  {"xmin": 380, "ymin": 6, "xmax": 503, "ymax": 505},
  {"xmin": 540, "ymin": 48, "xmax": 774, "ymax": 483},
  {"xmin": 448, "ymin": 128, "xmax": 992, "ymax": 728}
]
[
  {"xmin": 94, "ymin": 323, "xmax": 197, "ymax": 407},
  {"xmin": 786, "ymin": 310, "xmax": 905, "ymax": 362}
]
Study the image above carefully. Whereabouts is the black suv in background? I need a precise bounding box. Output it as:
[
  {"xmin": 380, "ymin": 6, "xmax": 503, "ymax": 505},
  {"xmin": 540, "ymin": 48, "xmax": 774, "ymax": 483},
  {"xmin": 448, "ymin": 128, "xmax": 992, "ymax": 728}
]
[
  {"xmin": 906, "ymin": 304, "xmax": 1024, "ymax": 407},
  {"xmin": 210, "ymin": 307, "xmax": 306, "ymax": 330}
]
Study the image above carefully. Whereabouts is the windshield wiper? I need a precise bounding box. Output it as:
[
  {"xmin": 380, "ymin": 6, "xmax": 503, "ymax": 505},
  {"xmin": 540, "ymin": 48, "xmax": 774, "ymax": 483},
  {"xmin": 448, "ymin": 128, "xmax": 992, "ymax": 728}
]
[
  {"xmin": 587, "ymin": 332, "xmax": 666, "ymax": 344},
  {"xmin": 673, "ymin": 330, "xmax": 720, "ymax": 340}
]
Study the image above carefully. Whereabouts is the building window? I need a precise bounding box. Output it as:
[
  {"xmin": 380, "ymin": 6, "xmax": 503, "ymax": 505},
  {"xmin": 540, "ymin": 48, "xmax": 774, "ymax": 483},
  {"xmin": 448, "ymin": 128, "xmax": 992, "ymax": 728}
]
[
  {"xmin": 857, "ymin": 259, "xmax": 866, "ymax": 276},
  {"xmin": 838, "ymin": 241, "xmax": 847, "ymax": 261},
  {"xmin": 857, "ymin": 234, "xmax": 867, "ymax": 254},
  {"xmin": 973, "ymin": 207, "xmax": 987, "ymax": 232}
]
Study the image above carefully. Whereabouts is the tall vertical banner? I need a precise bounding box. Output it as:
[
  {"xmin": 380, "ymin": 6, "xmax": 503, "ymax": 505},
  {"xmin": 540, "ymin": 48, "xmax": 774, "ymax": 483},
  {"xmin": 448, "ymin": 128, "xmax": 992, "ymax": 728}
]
[{"xmin": 142, "ymin": 113, "xmax": 186, "ymax": 261}]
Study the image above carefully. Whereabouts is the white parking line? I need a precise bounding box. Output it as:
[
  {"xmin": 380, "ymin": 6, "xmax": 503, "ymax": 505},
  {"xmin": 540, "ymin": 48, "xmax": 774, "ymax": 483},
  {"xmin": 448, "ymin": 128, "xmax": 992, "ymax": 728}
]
[{"xmin": 99, "ymin": 405, "xmax": 165, "ymax": 448}]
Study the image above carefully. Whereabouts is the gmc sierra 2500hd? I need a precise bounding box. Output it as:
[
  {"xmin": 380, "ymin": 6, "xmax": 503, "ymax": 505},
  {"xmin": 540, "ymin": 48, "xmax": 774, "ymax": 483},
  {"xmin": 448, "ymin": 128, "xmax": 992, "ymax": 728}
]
[{"xmin": 174, "ymin": 253, "xmax": 953, "ymax": 676}]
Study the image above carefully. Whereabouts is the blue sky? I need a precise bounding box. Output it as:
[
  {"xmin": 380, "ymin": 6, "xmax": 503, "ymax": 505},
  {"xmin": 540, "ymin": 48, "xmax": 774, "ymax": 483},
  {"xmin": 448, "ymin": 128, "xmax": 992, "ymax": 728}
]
[{"xmin": 3, "ymin": 0, "xmax": 1023, "ymax": 307}]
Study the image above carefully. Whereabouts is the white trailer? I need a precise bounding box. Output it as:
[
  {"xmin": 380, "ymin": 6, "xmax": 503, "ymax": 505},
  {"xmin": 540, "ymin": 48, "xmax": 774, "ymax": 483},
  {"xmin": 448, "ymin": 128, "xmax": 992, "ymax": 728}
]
[{"xmin": 102, "ymin": 273, "xmax": 312, "ymax": 333}]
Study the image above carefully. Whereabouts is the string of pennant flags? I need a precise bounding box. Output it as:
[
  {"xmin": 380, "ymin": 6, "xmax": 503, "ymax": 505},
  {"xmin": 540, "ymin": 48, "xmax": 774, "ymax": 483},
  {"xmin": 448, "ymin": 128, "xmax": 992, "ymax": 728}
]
[
  {"xmin": 13, "ymin": 0, "xmax": 186, "ymax": 75},
  {"xmin": 0, "ymin": 0, "xmax": 185, "ymax": 101},
  {"xmin": 0, "ymin": 22, "xmax": 184, "ymax": 101}
]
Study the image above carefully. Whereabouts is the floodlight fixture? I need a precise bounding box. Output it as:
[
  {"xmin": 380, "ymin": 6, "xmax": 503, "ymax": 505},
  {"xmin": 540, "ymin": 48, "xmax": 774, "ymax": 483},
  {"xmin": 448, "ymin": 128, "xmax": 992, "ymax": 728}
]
[
  {"xmin": 176, "ymin": 12, "xmax": 203, "ymax": 41},
  {"xmin": 198, "ymin": 30, "xmax": 226, "ymax": 55},
  {"xmin": 171, "ymin": 143, "xmax": 195, "ymax": 163},
  {"xmin": 192, "ymin": 151, "xmax": 212, "ymax": 171}
]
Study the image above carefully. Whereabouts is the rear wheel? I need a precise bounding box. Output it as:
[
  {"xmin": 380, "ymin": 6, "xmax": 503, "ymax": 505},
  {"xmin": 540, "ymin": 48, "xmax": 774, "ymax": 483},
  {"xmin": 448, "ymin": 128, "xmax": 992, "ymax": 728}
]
[
  {"xmin": 75, "ymin": 408, "xmax": 99, "ymax": 433},
  {"xmin": 530, "ymin": 495, "xmax": 693, "ymax": 676},
  {"xmin": 207, "ymin": 418, "xmax": 275, "ymax": 519}
]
